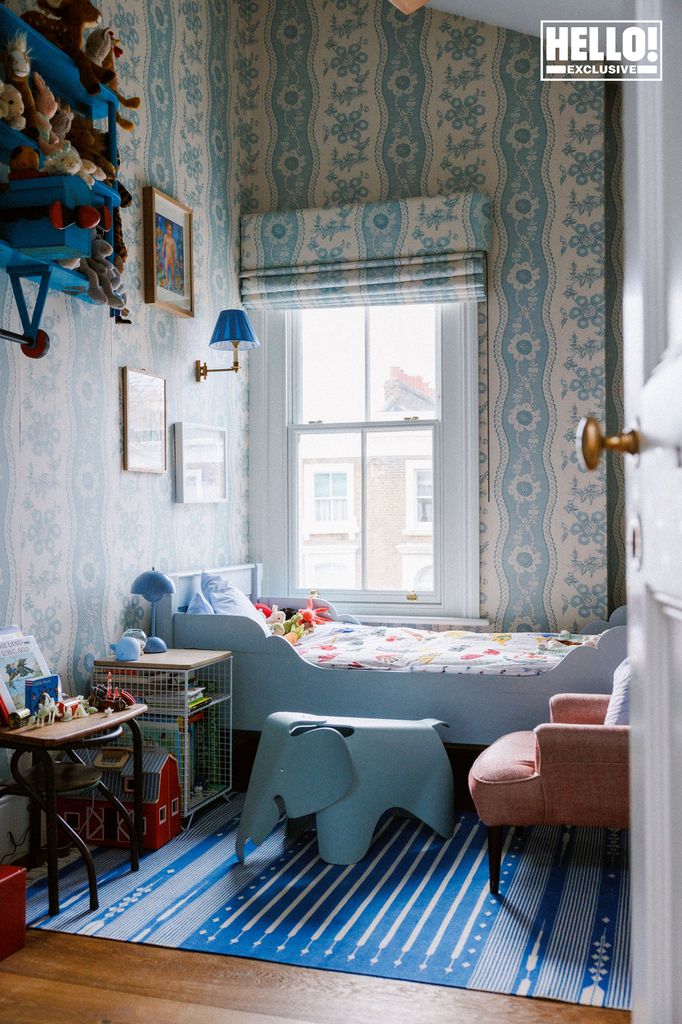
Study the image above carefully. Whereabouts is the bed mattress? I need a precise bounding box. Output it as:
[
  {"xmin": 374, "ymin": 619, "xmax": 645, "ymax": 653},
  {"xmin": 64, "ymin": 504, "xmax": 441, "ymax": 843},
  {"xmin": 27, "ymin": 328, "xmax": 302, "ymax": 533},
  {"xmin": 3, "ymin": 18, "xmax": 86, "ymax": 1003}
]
[{"xmin": 293, "ymin": 622, "xmax": 592, "ymax": 675}]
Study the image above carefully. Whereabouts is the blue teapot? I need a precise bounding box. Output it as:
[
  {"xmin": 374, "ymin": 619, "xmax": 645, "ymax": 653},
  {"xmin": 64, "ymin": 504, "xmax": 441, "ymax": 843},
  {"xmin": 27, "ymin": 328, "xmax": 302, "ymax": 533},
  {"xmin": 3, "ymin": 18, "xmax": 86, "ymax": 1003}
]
[{"xmin": 110, "ymin": 636, "xmax": 143, "ymax": 662}]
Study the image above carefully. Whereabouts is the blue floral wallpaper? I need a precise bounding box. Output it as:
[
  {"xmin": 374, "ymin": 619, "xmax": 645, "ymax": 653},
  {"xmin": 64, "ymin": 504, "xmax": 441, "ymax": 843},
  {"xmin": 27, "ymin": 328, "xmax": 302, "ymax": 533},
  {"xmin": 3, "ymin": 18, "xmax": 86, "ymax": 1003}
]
[
  {"xmin": 236, "ymin": 0, "xmax": 623, "ymax": 631},
  {"xmin": 0, "ymin": 0, "xmax": 249, "ymax": 692}
]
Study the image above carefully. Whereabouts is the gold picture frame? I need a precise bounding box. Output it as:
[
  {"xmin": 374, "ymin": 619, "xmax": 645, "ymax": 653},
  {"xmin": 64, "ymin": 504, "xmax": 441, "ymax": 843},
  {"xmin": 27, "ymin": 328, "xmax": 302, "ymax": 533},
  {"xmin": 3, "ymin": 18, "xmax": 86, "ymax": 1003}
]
[
  {"xmin": 122, "ymin": 367, "xmax": 167, "ymax": 474},
  {"xmin": 142, "ymin": 186, "xmax": 194, "ymax": 317}
]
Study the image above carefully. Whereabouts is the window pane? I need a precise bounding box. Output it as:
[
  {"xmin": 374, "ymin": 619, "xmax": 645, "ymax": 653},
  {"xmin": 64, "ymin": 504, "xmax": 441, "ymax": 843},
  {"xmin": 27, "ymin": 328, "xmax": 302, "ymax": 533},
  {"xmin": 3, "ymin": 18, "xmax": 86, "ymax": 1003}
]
[
  {"xmin": 297, "ymin": 432, "xmax": 361, "ymax": 590},
  {"xmin": 365, "ymin": 429, "xmax": 434, "ymax": 592},
  {"xmin": 368, "ymin": 304, "xmax": 437, "ymax": 421},
  {"xmin": 297, "ymin": 308, "xmax": 365, "ymax": 423}
]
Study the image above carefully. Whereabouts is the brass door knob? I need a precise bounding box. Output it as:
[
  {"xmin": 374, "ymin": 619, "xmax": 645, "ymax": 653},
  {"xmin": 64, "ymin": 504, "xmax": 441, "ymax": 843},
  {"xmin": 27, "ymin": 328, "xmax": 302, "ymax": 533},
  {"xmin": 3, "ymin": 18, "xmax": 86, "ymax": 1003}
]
[{"xmin": 576, "ymin": 416, "xmax": 640, "ymax": 471}]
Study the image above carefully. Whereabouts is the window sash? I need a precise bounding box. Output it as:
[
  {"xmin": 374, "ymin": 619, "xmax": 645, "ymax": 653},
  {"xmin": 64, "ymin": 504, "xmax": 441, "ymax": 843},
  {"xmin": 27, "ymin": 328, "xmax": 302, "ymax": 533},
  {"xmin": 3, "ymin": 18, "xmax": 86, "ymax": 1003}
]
[
  {"xmin": 248, "ymin": 302, "xmax": 481, "ymax": 619},
  {"xmin": 290, "ymin": 421, "xmax": 438, "ymax": 600}
]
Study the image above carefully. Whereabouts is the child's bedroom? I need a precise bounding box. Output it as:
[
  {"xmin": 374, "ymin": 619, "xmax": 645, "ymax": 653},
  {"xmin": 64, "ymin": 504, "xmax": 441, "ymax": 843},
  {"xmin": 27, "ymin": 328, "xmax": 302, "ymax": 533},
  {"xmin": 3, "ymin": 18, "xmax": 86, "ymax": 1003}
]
[{"xmin": 0, "ymin": 0, "xmax": 678, "ymax": 1021}]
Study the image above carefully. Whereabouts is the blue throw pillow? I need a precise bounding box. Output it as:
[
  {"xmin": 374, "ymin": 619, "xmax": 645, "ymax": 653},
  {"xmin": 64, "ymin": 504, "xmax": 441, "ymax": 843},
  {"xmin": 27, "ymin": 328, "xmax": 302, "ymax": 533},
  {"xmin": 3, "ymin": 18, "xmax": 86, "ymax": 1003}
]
[
  {"xmin": 201, "ymin": 572, "xmax": 269, "ymax": 635},
  {"xmin": 187, "ymin": 590, "xmax": 214, "ymax": 614},
  {"xmin": 605, "ymin": 657, "xmax": 630, "ymax": 726}
]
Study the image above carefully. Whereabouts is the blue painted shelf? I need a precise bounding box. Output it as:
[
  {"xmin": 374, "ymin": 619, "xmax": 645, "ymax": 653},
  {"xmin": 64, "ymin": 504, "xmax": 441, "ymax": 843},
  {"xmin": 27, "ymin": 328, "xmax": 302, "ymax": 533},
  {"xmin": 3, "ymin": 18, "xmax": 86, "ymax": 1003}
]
[
  {"xmin": 0, "ymin": 238, "xmax": 88, "ymax": 296},
  {"xmin": 0, "ymin": 122, "xmax": 39, "ymax": 164},
  {"xmin": 0, "ymin": 6, "xmax": 119, "ymax": 120},
  {"xmin": 0, "ymin": 5, "xmax": 125, "ymax": 353}
]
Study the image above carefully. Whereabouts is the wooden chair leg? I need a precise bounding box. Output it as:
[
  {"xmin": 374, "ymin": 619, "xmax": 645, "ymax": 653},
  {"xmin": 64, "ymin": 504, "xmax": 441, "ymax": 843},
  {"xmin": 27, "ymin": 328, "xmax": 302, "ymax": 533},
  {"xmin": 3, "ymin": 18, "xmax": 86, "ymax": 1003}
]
[{"xmin": 487, "ymin": 824, "xmax": 503, "ymax": 894}]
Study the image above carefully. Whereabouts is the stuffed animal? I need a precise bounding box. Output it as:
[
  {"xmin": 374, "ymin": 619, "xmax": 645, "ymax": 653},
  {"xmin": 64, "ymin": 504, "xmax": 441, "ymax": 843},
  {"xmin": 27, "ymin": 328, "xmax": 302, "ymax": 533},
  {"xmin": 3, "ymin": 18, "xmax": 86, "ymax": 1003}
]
[
  {"xmin": 300, "ymin": 596, "xmax": 332, "ymax": 628},
  {"xmin": 8, "ymin": 144, "xmax": 39, "ymax": 179},
  {"xmin": 282, "ymin": 612, "xmax": 306, "ymax": 644},
  {"xmin": 50, "ymin": 100, "xmax": 74, "ymax": 150},
  {"xmin": 42, "ymin": 145, "xmax": 83, "ymax": 177},
  {"xmin": 0, "ymin": 82, "xmax": 26, "ymax": 131},
  {"xmin": 2, "ymin": 33, "xmax": 38, "ymax": 139},
  {"xmin": 22, "ymin": 0, "xmax": 113, "ymax": 97},
  {"xmin": 79, "ymin": 235, "xmax": 125, "ymax": 309},
  {"xmin": 32, "ymin": 72, "xmax": 59, "ymax": 155},
  {"xmin": 67, "ymin": 113, "xmax": 116, "ymax": 180},
  {"xmin": 85, "ymin": 26, "xmax": 140, "ymax": 130}
]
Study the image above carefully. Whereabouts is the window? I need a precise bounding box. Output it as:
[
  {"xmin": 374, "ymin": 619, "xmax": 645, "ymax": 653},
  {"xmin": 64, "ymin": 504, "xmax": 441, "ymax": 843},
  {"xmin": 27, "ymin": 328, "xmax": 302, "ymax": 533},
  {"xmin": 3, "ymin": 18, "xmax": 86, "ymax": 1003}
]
[
  {"xmin": 249, "ymin": 301, "xmax": 480, "ymax": 618},
  {"xmin": 314, "ymin": 472, "xmax": 348, "ymax": 522}
]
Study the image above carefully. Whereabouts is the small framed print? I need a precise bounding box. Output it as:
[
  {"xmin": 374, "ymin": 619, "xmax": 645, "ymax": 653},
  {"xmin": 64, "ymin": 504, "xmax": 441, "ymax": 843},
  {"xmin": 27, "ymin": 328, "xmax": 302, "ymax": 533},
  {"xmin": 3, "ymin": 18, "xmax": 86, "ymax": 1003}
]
[
  {"xmin": 122, "ymin": 367, "xmax": 167, "ymax": 474},
  {"xmin": 174, "ymin": 423, "xmax": 228, "ymax": 503},
  {"xmin": 142, "ymin": 186, "xmax": 194, "ymax": 317}
]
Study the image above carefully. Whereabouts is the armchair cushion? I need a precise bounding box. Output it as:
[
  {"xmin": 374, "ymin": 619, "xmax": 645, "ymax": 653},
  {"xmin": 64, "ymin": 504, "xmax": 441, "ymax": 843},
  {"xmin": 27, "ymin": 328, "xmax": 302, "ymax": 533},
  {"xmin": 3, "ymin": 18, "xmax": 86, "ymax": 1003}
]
[
  {"xmin": 550, "ymin": 692, "xmax": 610, "ymax": 725},
  {"xmin": 604, "ymin": 657, "xmax": 630, "ymax": 725},
  {"xmin": 468, "ymin": 731, "xmax": 545, "ymax": 826}
]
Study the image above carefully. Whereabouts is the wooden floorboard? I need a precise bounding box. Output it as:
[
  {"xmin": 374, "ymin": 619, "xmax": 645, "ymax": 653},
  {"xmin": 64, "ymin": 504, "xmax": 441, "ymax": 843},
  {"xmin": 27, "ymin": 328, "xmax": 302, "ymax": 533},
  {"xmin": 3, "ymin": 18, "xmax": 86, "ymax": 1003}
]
[{"xmin": 0, "ymin": 931, "xmax": 631, "ymax": 1024}]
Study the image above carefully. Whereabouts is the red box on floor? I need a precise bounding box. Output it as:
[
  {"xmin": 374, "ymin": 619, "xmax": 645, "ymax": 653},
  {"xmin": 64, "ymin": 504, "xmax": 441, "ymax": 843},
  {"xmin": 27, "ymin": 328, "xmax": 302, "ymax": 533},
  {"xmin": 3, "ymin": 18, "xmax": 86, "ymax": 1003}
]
[{"xmin": 0, "ymin": 865, "xmax": 26, "ymax": 960}]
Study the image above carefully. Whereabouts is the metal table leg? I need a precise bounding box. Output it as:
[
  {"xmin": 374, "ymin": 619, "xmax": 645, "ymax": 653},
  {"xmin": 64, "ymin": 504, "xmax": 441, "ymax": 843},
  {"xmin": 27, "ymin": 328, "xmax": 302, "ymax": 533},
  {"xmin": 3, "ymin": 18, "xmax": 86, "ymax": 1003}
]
[
  {"xmin": 38, "ymin": 750, "xmax": 59, "ymax": 916},
  {"xmin": 127, "ymin": 717, "xmax": 145, "ymax": 857},
  {"xmin": 28, "ymin": 752, "xmax": 42, "ymax": 869}
]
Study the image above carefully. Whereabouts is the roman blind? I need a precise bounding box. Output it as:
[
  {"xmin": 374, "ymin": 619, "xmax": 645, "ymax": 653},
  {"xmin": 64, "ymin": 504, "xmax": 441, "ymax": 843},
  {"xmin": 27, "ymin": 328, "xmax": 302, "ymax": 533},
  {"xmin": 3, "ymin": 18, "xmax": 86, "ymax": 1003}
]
[{"xmin": 240, "ymin": 192, "xmax": 491, "ymax": 309}]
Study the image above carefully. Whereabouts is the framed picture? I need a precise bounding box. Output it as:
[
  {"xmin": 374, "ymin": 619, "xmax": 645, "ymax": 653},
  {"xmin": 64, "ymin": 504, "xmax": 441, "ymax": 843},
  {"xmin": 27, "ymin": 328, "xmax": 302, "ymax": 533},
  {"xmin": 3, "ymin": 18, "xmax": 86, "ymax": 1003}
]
[
  {"xmin": 122, "ymin": 367, "xmax": 167, "ymax": 473},
  {"xmin": 142, "ymin": 186, "xmax": 194, "ymax": 317},
  {"xmin": 174, "ymin": 422, "xmax": 228, "ymax": 503}
]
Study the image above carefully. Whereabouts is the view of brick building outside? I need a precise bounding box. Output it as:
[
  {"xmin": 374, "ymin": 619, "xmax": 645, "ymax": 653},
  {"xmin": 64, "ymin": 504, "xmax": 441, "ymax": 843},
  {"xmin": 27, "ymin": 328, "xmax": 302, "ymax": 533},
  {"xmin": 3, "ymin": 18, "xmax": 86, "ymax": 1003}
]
[{"xmin": 298, "ymin": 367, "xmax": 435, "ymax": 593}]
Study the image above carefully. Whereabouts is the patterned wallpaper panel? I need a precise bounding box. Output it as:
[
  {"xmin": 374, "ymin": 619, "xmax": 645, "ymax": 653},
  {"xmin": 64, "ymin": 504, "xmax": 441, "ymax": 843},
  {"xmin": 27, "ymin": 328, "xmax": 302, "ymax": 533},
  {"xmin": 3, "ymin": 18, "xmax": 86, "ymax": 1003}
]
[
  {"xmin": 237, "ymin": 0, "xmax": 622, "ymax": 631},
  {"xmin": 0, "ymin": 0, "xmax": 249, "ymax": 690}
]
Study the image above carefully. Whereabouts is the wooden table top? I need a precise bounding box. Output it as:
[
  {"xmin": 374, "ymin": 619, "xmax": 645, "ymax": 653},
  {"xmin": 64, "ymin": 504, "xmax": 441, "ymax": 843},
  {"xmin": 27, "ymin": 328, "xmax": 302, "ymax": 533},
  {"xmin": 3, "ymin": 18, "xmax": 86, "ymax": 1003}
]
[
  {"xmin": 0, "ymin": 703, "xmax": 148, "ymax": 750},
  {"xmin": 93, "ymin": 649, "xmax": 232, "ymax": 671}
]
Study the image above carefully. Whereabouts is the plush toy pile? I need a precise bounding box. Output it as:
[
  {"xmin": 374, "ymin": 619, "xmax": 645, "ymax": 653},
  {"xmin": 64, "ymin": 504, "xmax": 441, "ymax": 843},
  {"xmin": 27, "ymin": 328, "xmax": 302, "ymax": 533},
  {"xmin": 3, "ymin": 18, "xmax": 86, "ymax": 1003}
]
[
  {"xmin": 254, "ymin": 598, "xmax": 333, "ymax": 645},
  {"xmin": 0, "ymin": 2, "xmax": 140, "ymax": 318}
]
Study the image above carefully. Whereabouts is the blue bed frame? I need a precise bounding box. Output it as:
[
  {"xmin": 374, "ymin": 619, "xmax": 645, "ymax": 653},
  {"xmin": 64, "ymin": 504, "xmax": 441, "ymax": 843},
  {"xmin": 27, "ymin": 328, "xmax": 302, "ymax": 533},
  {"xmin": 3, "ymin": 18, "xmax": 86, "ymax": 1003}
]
[{"xmin": 155, "ymin": 564, "xmax": 627, "ymax": 745}]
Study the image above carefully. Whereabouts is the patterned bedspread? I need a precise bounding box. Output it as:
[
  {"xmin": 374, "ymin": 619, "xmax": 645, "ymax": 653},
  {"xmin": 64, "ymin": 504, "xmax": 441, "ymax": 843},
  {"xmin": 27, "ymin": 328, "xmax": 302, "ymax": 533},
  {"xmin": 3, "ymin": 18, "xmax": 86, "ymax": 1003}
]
[{"xmin": 293, "ymin": 623, "xmax": 592, "ymax": 675}]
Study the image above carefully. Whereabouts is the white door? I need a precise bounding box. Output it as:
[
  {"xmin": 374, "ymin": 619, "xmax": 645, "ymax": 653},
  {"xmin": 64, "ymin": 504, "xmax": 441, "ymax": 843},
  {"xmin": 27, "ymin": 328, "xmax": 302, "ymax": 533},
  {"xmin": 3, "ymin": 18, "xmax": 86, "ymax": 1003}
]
[{"xmin": 623, "ymin": 2, "xmax": 682, "ymax": 1020}]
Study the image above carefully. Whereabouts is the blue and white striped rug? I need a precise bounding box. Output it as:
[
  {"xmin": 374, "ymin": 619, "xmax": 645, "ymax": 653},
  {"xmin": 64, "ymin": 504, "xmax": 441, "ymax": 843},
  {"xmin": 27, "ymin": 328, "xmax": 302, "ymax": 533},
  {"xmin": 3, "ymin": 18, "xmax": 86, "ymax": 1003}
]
[{"xmin": 27, "ymin": 796, "xmax": 630, "ymax": 1008}]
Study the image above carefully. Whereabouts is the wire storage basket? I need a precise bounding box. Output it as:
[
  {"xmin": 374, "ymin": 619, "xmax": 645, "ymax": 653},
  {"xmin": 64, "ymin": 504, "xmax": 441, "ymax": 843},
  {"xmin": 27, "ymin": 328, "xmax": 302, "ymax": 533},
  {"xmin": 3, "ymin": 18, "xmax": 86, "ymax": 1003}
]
[{"xmin": 92, "ymin": 651, "xmax": 232, "ymax": 826}]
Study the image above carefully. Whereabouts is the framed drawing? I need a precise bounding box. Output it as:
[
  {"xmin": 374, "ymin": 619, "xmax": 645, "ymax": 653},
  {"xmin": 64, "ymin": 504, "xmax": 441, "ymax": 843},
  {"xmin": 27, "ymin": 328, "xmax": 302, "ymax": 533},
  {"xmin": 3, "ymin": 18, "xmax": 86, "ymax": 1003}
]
[
  {"xmin": 142, "ymin": 186, "xmax": 194, "ymax": 317},
  {"xmin": 174, "ymin": 422, "xmax": 228, "ymax": 503},
  {"xmin": 122, "ymin": 367, "xmax": 167, "ymax": 473}
]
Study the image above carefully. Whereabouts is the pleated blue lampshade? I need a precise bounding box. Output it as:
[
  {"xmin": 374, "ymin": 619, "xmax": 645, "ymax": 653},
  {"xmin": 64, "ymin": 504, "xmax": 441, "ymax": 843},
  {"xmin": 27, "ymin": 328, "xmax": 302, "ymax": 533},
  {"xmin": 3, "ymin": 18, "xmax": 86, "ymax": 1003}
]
[{"xmin": 209, "ymin": 309, "xmax": 260, "ymax": 351}]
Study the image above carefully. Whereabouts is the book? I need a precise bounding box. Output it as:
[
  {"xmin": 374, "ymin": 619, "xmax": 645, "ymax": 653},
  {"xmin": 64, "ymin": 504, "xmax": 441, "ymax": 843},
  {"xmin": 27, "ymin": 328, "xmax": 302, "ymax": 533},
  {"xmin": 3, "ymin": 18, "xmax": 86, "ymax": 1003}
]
[{"xmin": 0, "ymin": 634, "xmax": 51, "ymax": 714}]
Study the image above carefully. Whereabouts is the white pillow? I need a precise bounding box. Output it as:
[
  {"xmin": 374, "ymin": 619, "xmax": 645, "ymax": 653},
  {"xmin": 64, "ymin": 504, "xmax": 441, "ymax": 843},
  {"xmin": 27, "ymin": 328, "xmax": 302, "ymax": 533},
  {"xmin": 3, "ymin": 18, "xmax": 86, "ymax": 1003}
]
[
  {"xmin": 605, "ymin": 657, "xmax": 630, "ymax": 726},
  {"xmin": 187, "ymin": 590, "xmax": 214, "ymax": 614},
  {"xmin": 201, "ymin": 572, "xmax": 269, "ymax": 635}
]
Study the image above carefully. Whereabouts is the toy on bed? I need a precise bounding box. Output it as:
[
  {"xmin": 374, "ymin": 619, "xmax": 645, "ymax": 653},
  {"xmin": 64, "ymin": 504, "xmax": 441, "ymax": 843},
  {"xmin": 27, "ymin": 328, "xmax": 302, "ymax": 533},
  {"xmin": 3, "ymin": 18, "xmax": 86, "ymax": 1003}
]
[
  {"xmin": 22, "ymin": 0, "xmax": 113, "ymax": 97},
  {"xmin": 156, "ymin": 565, "xmax": 629, "ymax": 745}
]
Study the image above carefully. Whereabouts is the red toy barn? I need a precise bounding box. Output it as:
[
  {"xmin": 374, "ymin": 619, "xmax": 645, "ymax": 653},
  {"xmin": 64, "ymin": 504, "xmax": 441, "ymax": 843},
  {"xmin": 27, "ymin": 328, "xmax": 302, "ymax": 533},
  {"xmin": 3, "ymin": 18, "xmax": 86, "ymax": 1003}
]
[{"xmin": 58, "ymin": 748, "xmax": 181, "ymax": 851}]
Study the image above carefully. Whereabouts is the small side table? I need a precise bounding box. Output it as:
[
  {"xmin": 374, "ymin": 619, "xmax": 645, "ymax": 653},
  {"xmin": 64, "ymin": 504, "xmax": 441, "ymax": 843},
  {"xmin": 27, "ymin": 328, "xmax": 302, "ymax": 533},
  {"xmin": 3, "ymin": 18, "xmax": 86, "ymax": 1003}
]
[
  {"xmin": 0, "ymin": 703, "xmax": 148, "ymax": 916},
  {"xmin": 93, "ymin": 650, "xmax": 232, "ymax": 825}
]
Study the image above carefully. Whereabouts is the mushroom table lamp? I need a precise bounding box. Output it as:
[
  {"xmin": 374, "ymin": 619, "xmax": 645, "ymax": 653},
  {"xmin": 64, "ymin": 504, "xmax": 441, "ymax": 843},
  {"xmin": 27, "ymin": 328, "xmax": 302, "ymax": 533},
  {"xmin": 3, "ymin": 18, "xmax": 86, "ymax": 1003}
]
[{"xmin": 130, "ymin": 569, "xmax": 176, "ymax": 654}]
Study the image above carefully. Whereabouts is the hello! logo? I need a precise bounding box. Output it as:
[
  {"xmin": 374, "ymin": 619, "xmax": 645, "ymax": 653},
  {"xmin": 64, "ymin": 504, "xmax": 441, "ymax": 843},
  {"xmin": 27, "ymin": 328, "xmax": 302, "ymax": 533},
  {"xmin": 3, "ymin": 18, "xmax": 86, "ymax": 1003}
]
[{"xmin": 541, "ymin": 20, "xmax": 662, "ymax": 81}]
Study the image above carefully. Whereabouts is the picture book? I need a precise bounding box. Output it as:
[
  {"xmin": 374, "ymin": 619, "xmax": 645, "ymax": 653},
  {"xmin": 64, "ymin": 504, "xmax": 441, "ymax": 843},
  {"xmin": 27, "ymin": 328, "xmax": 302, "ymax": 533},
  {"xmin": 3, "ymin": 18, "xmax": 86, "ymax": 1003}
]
[{"xmin": 0, "ymin": 635, "xmax": 51, "ymax": 715}]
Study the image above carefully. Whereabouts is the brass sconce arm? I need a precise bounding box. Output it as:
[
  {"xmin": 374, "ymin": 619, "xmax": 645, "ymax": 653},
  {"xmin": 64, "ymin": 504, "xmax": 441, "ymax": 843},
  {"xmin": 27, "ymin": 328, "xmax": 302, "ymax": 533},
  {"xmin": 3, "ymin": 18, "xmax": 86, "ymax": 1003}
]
[{"xmin": 195, "ymin": 341, "xmax": 240, "ymax": 382}]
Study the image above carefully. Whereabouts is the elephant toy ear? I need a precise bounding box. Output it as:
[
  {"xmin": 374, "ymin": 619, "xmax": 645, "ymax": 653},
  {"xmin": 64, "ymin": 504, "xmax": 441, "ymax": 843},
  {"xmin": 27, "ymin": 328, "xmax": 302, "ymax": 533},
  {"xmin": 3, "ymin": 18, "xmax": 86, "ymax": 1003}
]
[{"xmin": 285, "ymin": 726, "xmax": 353, "ymax": 819}]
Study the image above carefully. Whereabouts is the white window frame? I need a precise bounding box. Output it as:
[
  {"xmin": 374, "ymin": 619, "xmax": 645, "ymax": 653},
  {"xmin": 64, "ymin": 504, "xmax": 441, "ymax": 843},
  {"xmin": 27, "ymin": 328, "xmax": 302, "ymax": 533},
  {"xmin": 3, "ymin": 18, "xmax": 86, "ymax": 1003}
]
[{"xmin": 248, "ymin": 303, "xmax": 480, "ymax": 620}]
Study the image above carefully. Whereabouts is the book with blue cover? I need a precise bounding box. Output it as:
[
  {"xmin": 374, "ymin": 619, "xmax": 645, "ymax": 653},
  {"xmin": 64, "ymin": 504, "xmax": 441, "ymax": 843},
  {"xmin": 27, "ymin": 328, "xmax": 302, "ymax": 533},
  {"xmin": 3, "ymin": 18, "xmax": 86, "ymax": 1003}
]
[{"xmin": 0, "ymin": 634, "xmax": 51, "ymax": 717}]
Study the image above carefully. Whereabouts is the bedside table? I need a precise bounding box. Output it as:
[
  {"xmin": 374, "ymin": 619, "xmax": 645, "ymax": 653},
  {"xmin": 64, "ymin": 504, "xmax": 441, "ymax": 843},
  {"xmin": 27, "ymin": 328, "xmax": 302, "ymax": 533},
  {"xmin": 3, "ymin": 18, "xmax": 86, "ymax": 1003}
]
[{"xmin": 92, "ymin": 649, "xmax": 232, "ymax": 825}]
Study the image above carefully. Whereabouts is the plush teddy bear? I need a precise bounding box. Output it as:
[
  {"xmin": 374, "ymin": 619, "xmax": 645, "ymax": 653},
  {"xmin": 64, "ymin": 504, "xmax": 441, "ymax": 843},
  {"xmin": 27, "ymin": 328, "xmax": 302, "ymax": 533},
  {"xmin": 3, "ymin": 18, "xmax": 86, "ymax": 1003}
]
[
  {"xmin": 84, "ymin": 235, "xmax": 125, "ymax": 309},
  {"xmin": 42, "ymin": 145, "xmax": 83, "ymax": 177},
  {"xmin": 0, "ymin": 82, "xmax": 26, "ymax": 131},
  {"xmin": 49, "ymin": 100, "xmax": 74, "ymax": 150},
  {"xmin": 31, "ymin": 71, "xmax": 59, "ymax": 155}
]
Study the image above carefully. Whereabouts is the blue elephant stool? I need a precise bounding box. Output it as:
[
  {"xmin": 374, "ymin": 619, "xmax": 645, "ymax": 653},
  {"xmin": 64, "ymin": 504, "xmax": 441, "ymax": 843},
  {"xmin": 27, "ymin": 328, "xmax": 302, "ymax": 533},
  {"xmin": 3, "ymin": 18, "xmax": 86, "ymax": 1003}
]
[{"xmin": 236, "ymin": 712, "xmax": 455, "ymax": 865}]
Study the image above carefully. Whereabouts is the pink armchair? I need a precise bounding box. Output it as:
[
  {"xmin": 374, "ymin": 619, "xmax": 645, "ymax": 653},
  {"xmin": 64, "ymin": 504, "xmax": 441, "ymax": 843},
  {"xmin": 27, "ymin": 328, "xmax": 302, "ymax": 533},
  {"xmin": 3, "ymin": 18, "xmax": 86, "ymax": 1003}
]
[{"xmin": 468, "ymin": 693, "xmax": 629, "ymax": 894}]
